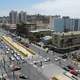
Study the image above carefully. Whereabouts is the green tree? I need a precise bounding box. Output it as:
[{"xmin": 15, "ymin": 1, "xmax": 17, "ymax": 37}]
[{"xmin": 16, "ymin": 23, "xmax": 29, "ymax": 37}]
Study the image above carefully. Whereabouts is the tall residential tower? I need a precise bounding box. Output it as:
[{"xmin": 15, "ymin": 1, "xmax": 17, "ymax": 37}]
[{"xmin": 9, "ymin": 11, "xmax": 18, "ymax": 24}]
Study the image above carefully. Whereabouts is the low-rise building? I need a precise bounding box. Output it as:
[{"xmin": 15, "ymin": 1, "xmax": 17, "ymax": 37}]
[
  {"xmin": 30, "ymin": 29, "xmax": 54, "ymax": 37},
  {"xmin": 52, "ymin": 31, "xmax": 80, "ymax": 50}
]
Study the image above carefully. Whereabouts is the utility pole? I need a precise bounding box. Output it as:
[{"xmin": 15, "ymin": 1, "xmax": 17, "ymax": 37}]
[
  {"xmin": 0, "ymin": 61, "xmax": 3, "ymax": 79},
  {"xmin": 13, "ymin": 71, "xmax": 16, "ymax": 80}
]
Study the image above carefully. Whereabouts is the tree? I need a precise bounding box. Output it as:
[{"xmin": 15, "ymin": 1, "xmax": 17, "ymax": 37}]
[
  {"xmin": 16, "ymin": 23, "xmax": 29, "ymax": 37},
  {"xmin": 1, "ymin": 24, "xmax": 9, "ymax": 30}
]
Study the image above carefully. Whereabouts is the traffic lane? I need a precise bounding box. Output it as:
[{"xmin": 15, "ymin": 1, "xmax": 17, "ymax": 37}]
[
  {"xmin": 20, "ymin": 61, "xmax": 48, "ymax": 80},
  {"xmin": 29, "ymin": 43, "xmax": 49, "ymax": 58},
  {"xmin": 0, "ymin": 30, "xmax": 49, "ymax": 80},
  {"xmin": 0, "ymin": 42, "xmax": 23, "ymax": 79},
  {"xmin": 29, "ymin": 44, "xmax": 80, "ymax": 70},
  {"xmin": 29, "ymin": 44, "xmax": 73, "ymax": 65},
  {"xmin": 3, "ymin": 46, "xmax": 47, "ymax": 80},
  {"xmin": 7, "ymin": 52, "xmax": 47, "ymax": 80},
  {"xmin": 29, "ymin": 43, "xmax": 61, "ymax": 64}
]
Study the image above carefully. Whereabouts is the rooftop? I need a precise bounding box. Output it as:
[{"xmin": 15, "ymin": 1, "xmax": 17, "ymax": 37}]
[
  {"xmin": 30, "ymin": 29, "xmax": 54, "ymax": 33},
  {"xmin": 53, "ymin": 31, "xmax": 80, "ymax": 36}
]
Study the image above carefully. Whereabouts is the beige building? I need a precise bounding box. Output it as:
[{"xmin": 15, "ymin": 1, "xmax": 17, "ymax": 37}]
[
  {"xmin": 52, "ymin": 31, "xmax": 80, "ymax": 49},
  {"xmin": 30, "ymin": 29, "xmax": 54, "ymax": 37}
]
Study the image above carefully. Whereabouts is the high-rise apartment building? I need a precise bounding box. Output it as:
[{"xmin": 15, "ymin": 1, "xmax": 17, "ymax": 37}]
[
  {"xmin": 51, "ymin": 16, "xmax": 80, "ymax": 32},
  {"xmin": 19, "ymin": 11, "xmax": 27, "ymax": 23},
  {"xmin": 50, "ymin": 16, "xmax": 65, "ymax": 32},
  {"xmin": 74, "ymin": 19, "xmax": 79, "ymax": 31},
  {"xmin": 9, "ymin": 11, "xmax": 18, "ymax": 24},
  {"xmin": 62, "ymin": 16, "xmax": 71, "ymax": 32}
]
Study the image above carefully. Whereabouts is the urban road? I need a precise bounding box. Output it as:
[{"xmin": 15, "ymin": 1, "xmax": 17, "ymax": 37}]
[
  {"xmin": 0, "ymin": 29, "xmax": 48, "ymax": 80},
  {"xmin": 0, "ymin": 40, "xmax": 48, "ymax": 80},
  {"xmin": 0, "ymin": 28, "xmax": 80, "ymax": 80},
  {"xmin": 29, "ymin": 40, "xmax": 80, "ymax": 77}
]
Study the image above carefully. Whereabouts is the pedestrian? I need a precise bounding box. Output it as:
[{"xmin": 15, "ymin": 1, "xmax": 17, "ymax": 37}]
[
  {"xmin": 59, "ymin": 60, "xmax": 62, "ymax": 66},
  {"xmin": 39, "ymin": 52, "xmax": 40, "ymax": 54}
]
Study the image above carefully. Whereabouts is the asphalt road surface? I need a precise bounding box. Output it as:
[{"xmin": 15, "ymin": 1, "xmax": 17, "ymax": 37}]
[{"xmin": 0, "ymin": 39, "xmax": 48, "ymax": 80}]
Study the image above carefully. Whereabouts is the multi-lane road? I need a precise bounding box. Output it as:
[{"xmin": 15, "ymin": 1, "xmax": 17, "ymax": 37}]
[
  {"xmin": 0, "ymin": 28, "xmax": 80, "ymax": 80},
  {"xmin": 0, "ymin": 37, "xmax": 48, "ymax": 80},
  {"xmin": 0, "ymin": 39, "xmax": 47, "ymax": 80}
]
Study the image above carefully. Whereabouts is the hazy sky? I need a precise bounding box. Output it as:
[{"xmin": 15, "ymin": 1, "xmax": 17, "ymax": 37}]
[{"xmin": 0, "ymin": 0, "xmax": 80, "ymax": 18}]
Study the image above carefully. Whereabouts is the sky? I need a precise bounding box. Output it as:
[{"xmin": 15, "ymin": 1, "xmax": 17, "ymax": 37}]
[{"xmin": 0, "ymin": 0, "xmax": 80, "ymax": 18}]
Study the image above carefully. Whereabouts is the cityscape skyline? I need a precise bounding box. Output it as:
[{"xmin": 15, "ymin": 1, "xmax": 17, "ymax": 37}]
[{"xmin": 0, "ymin": 0, "xmax": 80, "ymax": 18}]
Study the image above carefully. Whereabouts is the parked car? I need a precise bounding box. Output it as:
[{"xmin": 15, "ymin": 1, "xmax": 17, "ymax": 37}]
[
  {"xmin": 11, "ymin": 50, "xmax": 14, "ymax": 53},
  {"xmin": 54, "ymin": 57, "xmax": 61, "ymax": 61},
  {"xmin": 66, "ymin": 65, "xmax": 75, "ymax": 70},
  {"xmin": 62, "ymin": 67, "xmax": 70, "ymax": 71},
  {"xmin": 9, "ymin": 56, "xmax": 15, "ymax": 61},
  {"xmin": 62, "ymin": 55, "xmax": 68, "ymax": 59},
  {"xmin": 69, "ymin": 70, "xmax": 78, "ymax": 76},
  {"xmin": 7, "ymin": 48, "xmax": 10, "ymax": 51},
  {"xmin": 19, "ymin": 74, "xmax": 29, "ymax": 79},
  {"xmin": 43, "ymin": 57, "xmax": 50, "ymax": 62},
  {"xmin": 14, "ymin": 54, "xmax": 20, "ymax": 61},
  {"xmin": 6, "ymin": 50, "xmax": 9, "ymax": 54}
]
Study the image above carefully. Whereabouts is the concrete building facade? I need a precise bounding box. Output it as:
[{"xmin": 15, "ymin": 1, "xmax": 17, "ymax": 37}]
[
  {"xmin": 50, "ymin": 16, "xmax": 80, "ymax": 32},
  {"xmin": 52, "ymin": 31, "xmax": 80, "ymax": 49},
  {"xmin": 19, "ymin": 11, "xmax": 27, "ymax": 23},
  {"xmin": 9, "ymin": 11, "xmax": 18, "ymax": 24}
]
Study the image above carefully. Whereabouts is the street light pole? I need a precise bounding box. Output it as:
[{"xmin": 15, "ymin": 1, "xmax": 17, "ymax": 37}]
[
  {"xmin": 0, "ymin": 61, "xmax": 3, "ymax": 79},
  {"xmin": 13, "ymin": 71, "xmax": 16, "ymax": 80}
]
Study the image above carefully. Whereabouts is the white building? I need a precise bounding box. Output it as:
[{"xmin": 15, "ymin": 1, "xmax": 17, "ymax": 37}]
[
  {"xmin": 19, "ymin": 11, "xmax": 27, "ymax": 23},
  {"xmin": 9, "ymin": 11, "xmax": 18, "ymax": 24}
]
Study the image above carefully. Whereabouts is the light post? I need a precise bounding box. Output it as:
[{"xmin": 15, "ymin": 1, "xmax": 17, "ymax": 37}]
[{"xmin": 0, "ymin": 61, "xmax": 3, "ymax": 79}]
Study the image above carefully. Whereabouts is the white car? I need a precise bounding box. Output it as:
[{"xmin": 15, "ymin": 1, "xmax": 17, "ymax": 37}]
[
  {"xmin": 7, "ymin": 48, "xmax": 10, "ymax": 51},
  {"xmin": 43, "ymin": 57, "xmax": 50, "ymax": 62},
  {"xmin": 11, "ymin": 50, "xmax": 14, "ymax": 53},
  {"xmin": 54, "ymin": 57, "xmax": 61, "ymax": 61},
  {"xmin": 17, "ymin": 54, "xmax": 21, "ymax": 56},
  {"xmin": 10, "ymin": 56, "xmax": 15, "ymax": 61},
  {"xmin": 14, "ymin": 54, "xmax": 20, "ymax": 60},
  {"xmin": 6, "ymin": 51, "xmax": 9, "ymax": 54},
  {"xmin": 5, "ymin": 45, "xmax": 8, "ymax": 48},
  {"xmin": 33, "ymin": 61, "xmax": 40, "ymax": 64},
  {"xmin": 21, "ymin": 56, "xmax": 25, "ymax": 60}
]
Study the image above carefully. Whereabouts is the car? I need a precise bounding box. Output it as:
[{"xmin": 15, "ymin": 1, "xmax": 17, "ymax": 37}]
[
  {"xmin": 33, "ymin": 61, "xmax": 40, "ymax": 65},
  {"xmin": 7, "ymin": 48, "xmax": 10, "ymax": 51},
  {"xmin": 5, "ymin": 50, "xmax": 9, "ymax": 54},
  {"xmin": 13, "ymin": 53, "xmax": 16, "ymax": 57},
  {"xmin": 17, "ymin": 54, "xmax": 20, "ymax": 56},
  {"xmin": 66, "ymin": 65, "xmax": 75, "ymax": 70},
  {"xmin": 54, "ymin": 57, "xmax": 61, "ymax": 61},
  {"xmin": 5, "ymin": 45, "xmax": 8, "ymax": 49},
  {"xmin": 69, "ymin": 70, "xmax": 78, "ymax": 76},
  {"xmin": 19, "ymin": 74, "xmax": 29, "ymax": 79},
  {"xmin": 11, "ymin": 50, "xmax": 14, "ymax": 53},
  {"xmin": 20, "ymin": 56, "xmax": 24, "ymax": 60},
  {"xmin": 24, "ymin": 43, "xmax": 29, "ymax": 48},
  {"xmin": 43, "ymin": 57, "xmax": 50, "ymax": 62},
  {"xmin": 9, "ymin": 56, "xmax": 15, "ymax": 61},
  {"xmin": 62, "ymin": 55, "xmax": 68, "ymax": 59},
  {"xmin": 62, "ymin": 67, "xmax": 70, "ymax": 71},
  {"xmin": 14, "ymin": 54, "xmax": 20, "ymax": 61},
  {"xmin": 75, "ymin": 70, "xmax": 80, "ymax": 74}
]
